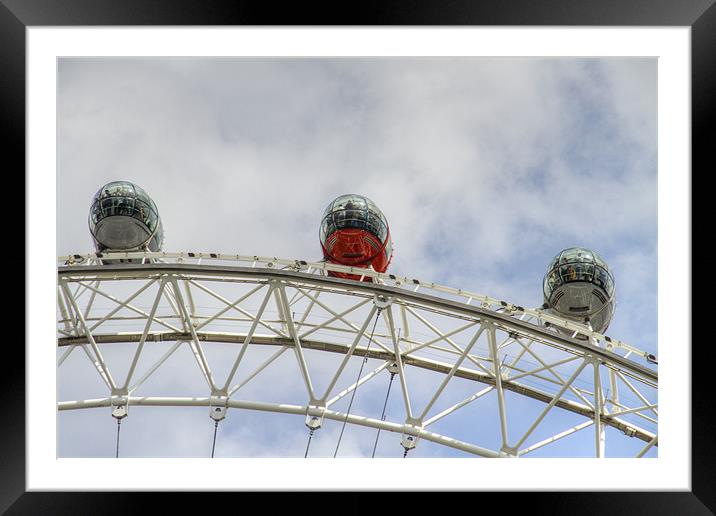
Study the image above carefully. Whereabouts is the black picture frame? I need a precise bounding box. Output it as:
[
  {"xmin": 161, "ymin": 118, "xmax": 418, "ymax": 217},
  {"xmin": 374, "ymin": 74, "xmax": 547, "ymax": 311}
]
[{"xmin": 6, "ymin": 1, "xmax": 709, "ymax": 513}]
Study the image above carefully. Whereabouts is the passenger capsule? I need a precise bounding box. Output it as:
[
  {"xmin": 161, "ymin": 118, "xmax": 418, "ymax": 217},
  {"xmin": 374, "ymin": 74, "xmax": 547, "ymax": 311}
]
[
  {"xmin": 319, "ymin": 194, "xmax": 393, "ymax": 281},
  {"xmin": 543, "ymin": 247, "xmax": 615, "ymax": 336},
  {"xmin": 88, "ymin": 181, "xmax": 164, "ymax": 253}
]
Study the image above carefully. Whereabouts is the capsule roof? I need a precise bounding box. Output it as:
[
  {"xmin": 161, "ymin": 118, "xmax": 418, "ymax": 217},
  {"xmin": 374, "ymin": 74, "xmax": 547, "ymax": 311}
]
[
  {"xmin": 91, "ymin": 181, "xmax": 160, "ymax": 213},
  {"xmin": 321, "ymin": 194, "xmax": 385, "ymax": 220},
  {"xmin": 546, "ymin": 247, "xmax": 610, "ymax": 271}
]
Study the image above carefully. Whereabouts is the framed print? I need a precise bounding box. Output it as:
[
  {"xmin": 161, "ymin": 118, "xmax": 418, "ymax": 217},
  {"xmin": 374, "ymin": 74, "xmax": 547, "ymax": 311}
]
[{"xmin": 6, "ymin": 0, "xmax": 710, "ymax": 513}]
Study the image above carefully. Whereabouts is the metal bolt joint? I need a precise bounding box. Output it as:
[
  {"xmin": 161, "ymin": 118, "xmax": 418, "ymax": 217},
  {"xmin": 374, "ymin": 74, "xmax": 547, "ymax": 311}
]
[
  {"xmin": 209, "ymin": 394, "xmax": 228, "ymax": 422},
  {"xmin": 373, "ymin": 294, "xmax": 394, "ymax": 309},
  {"xmin": 305, "ymin": 403, "xmax": 327, "ymax": 430},
  {"xmin": 499, "ymin": 446, "xmax": 518, "ymax": 457}
]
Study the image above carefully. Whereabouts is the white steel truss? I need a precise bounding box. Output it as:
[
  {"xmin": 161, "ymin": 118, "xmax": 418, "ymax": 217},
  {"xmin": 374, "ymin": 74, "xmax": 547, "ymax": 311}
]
[{"xmin": 57, "ymin": 251, "xmax": 658, "ymax": 458}]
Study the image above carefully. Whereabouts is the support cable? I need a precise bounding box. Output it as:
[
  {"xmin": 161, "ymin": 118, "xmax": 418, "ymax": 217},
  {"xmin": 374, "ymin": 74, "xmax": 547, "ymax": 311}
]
[
  {"xmin": 371, "ymin": 371, "xmax": 396, "ymax": 458},
  {"xmin": 333, "ymin": 308, "xmax": 382, "ymax": 458},
  {"xmin": 304, "ymin": 428, "xmax": 315, "ymax": 458},
  {"xmin": 115, "ymin": 418, "xmax": 122, "ymax": 458},
  {"xmin": 211, "ymin": 420, "xmax": 219, "ymax": 458}
]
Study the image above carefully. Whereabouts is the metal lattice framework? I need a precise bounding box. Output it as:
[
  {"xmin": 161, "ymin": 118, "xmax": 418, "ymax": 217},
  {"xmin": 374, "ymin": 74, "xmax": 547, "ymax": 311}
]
[{"xmin": 57, "ymin": 251, "xmax": 658, "ymax": 458}]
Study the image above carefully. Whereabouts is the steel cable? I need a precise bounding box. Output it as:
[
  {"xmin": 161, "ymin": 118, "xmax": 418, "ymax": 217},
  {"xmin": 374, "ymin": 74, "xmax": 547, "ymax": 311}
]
[
  {"xmin": 304, "ymin": 429, "xmax": 315, "ymax": 458},
  {"xmin": 333, "ymin": 308, "xmax": 382, "ymax": 458},
  {"xmin": 210, "ymin": 420, "xmax": 219, "ymax": 458},
  {"xmin": 371, "ymin": 371, "xmax": 396, "ymax": 458},
  {"xmin": 115, "ymin": 418, "xmax": 121, "ymax": 458}
]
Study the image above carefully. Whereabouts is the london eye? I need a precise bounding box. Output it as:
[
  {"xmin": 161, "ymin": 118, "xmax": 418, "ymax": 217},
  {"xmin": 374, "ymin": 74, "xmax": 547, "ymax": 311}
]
[{"xmin": 57, "ymin": 184, "xmax": 658, "ymax": 459}]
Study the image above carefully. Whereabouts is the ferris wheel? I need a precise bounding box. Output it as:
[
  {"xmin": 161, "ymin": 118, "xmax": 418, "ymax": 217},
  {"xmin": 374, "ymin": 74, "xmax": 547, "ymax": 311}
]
[{"xmin": 57, "ymin": 183, "xmax": 658, "ymax": 458}]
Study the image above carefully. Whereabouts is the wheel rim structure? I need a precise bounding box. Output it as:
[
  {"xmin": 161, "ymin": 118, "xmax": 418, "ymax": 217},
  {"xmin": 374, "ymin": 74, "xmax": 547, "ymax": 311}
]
[{"xmin": 57, "ymin": 251, "xmax": 658, "ymax": 458}]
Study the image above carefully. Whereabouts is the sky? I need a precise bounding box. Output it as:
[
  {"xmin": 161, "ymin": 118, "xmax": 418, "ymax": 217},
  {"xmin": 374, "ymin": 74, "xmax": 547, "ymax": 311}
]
[{"xmin": 57, "ymin": 57, "xmax": 657, "ymax": 459}]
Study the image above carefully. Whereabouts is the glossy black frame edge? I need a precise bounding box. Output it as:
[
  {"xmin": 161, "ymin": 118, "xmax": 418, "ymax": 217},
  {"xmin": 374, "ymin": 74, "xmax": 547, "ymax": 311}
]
[{"xmin": 5, "ymin": 0, "xmax": 711, "ymax": 514}]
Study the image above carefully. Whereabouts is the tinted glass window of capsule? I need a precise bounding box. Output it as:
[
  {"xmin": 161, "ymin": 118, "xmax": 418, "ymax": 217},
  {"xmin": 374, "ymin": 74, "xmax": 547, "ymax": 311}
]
[
  {"xmin": 89, "ymin": 182, "xmax": 161, "ymax": 235},
  {"xmin": 320, "ymin": 195, "xmax": 389, "ymax": 243},
  {"xmin": 543, "ymin": 248, "xmax": 615, "ymax": 300}
]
